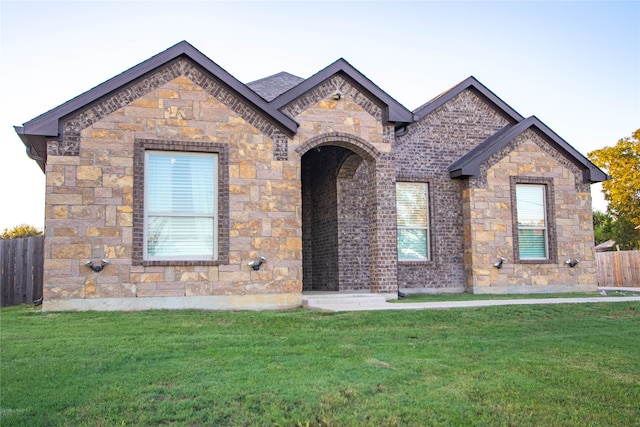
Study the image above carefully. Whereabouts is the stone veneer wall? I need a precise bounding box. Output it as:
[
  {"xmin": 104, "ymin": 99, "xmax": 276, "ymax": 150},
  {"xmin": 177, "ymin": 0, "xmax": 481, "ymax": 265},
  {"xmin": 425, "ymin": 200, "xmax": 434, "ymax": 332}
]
[
  {"xmin": 464, "ymin": 130, "xmax": 598, "ymax": 293},
  {"xmin": 43, "ymin": 66, "xmax": 302, "ymax": 309},
  {"xmin": 394, "ymin": 89, "xmax": 511, "ymax": 292},
  {"xmin": 288, "ymin": 80, "xmax": 397, "ymax": 294}
]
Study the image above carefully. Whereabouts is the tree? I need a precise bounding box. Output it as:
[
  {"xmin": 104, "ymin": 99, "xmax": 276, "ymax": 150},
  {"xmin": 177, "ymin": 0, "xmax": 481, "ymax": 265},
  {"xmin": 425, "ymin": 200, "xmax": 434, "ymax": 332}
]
[
  {"xmin": 592, "ymin": 210, "xmax": 614, "ymax": 245},
  {"xmin": 593, "ymin": 211, "xmax": 638, "ymax": 250},
  {"xmin": 588, "ymin": 129, "xmax": 640, "ymax": 249},
  {"xmin": 0, "ymin": 224, "xmax": 43, "ymax": 240},
  {"xmin": 588, "ymin": 129, "xmax": 640, "ymax": 227}
]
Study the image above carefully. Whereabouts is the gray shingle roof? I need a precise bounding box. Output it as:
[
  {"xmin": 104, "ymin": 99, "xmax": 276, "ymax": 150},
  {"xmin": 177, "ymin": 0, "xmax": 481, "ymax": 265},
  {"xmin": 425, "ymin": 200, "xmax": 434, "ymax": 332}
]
[
  {"xmin": 14, "ymin": 41, "xmax": 608, "ymax": 186},
  {"xmin": 247, "ymin": 72, "xmax": 304, "ymax": 102}
]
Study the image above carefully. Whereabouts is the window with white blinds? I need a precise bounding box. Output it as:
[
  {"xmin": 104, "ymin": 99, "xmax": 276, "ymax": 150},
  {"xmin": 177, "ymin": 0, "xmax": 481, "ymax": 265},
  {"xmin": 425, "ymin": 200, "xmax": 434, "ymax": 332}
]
[
  {"xmin": 396, "ymin": 182, "xmax": 429, "ymax": 261},
  {"xmin": 144, "ymin": 151, "xmax": 218, "ymax": 260},
  {"xmin": 515, "ymin": 184, "xmax": 548, "ymax": 260}
]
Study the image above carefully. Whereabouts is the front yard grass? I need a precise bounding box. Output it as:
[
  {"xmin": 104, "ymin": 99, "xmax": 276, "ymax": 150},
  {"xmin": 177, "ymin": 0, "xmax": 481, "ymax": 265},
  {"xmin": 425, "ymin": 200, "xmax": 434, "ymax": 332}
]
[
  {"xmin": 1, "ymin": 302, "xmax": 639, "ymax": 426},
  {"xmin": 394, "ymin": 291, "xmax": 640, "ymax": 303}
]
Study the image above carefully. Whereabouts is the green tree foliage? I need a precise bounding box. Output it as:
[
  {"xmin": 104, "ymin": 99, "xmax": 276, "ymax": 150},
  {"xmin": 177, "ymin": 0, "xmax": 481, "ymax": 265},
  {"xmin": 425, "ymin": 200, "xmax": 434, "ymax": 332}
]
[
  {"xmin": 588, "ymin": 129, "xmax": 640, "ymax": 226},
  {"xmin": 593, "ymin": 211, "xmax": 638, "ymax": 250},
  {"xmin": 589, "ymin": 130, "xmax": 640, "ymax": 249},
  {"xmin": 0, "ymin": 224, "xmax": 43, "ymax": 240},
  {"xmin": 592, "ymin": 210, "xmax": 614, "ymax": 245}
]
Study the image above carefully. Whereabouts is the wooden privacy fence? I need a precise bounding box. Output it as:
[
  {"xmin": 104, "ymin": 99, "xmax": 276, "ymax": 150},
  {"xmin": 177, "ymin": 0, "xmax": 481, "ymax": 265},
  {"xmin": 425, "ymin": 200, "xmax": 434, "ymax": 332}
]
[
  {"xmin": 595, "ymin": 250, "xmax": 640, "ymax": 287},
  {"xmin": 0, "ymin": 237, "xmax": 44, "ymax": 307},
  {"xmin": 0, "ymin": 236, "xmax": 636, "ymax": 306}
]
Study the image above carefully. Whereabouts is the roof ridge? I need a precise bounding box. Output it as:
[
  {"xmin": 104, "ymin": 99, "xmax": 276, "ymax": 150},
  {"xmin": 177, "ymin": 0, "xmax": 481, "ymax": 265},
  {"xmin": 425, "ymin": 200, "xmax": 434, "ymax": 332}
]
[
  {"xmin": 269, "ymin": 57, "xmax": 413, "ymax": 123},
  {"xmin": 413, "ymin": 76, "xmax": 524, "ymax": 124},
  {"xmin": 247, "ymin": 71, "xmax": 303, "ymax": 86}
]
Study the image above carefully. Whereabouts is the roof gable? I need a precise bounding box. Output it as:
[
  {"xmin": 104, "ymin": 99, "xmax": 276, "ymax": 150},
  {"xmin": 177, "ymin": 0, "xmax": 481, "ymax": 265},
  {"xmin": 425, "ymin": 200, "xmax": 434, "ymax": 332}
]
[
  {"xmin": 448, "ymin": 116, "xmax": 608, "ymax": 183},
  {"xmin": 270, "ymin": 58, "xmax": 414, "ymax": 124},
  {"xmin": 16, "ymin": 41, "xmax": 299, "ymax": 170},
  {"xmin": 20, "ymin": 41, "xmax": 298, "ymax": 137},
  {"xmin": 413, "ymin": 76, "xmax": 524, "ymax": 123},
  {"xmin": 14, "ymin": 41, "xmax": 606, "ymax": 184}
]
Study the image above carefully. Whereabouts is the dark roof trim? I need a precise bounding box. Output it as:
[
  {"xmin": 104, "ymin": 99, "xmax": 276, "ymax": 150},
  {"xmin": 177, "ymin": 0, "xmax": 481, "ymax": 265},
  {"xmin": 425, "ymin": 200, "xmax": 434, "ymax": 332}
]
[
  {"xmin": 14, "ymin": 126, "xmax": 46, "ymax": 172},
  {"xmin": 19, "ymin": 41, "xmax": 298, "ymax": 139},
  {"xmin": 270, "ymin": 58, "xmax": 414, "ymax": 124},
  {"xmin": 413, "ymin": 76, "xmax": 524, "ymax": 123},
  {"xmin": 448, "ymin": 116, "xmax": 608, "ymax": 183}
]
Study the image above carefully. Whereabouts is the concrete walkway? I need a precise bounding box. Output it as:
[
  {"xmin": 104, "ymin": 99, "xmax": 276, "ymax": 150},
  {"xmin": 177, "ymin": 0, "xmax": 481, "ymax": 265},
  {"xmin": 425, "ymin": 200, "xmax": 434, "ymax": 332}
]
[{"xmin": 302, "ymin": 291, "xmax": 640, "ymax": 312}]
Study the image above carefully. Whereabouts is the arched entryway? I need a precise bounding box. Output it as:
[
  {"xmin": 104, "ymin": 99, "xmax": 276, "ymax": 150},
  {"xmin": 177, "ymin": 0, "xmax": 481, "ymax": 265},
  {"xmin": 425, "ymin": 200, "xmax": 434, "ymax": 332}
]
[{"xmin": 297, "ymin": 132, "xmax": 398, "ymax": 294}]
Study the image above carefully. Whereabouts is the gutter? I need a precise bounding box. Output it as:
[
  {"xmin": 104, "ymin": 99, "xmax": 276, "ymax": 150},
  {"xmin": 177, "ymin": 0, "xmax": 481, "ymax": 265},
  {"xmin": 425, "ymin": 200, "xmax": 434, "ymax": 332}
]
[{"xmin": 14, "ymin": 126, "xmax": 46, "ymax": 173}]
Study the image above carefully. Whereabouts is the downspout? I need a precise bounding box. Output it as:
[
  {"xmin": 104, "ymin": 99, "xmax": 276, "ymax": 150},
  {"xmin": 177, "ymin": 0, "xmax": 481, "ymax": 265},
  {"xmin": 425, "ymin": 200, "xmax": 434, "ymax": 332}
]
[{"xmin": 394, "ymin": 124, "xmax": 409, "ymax": 137}]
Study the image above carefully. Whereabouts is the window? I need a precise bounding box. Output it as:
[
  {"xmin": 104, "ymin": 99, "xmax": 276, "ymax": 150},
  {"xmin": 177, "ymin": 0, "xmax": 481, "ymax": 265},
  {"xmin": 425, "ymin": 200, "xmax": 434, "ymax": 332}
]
[
  {"xmin": 396, "ymin": 182, "xmax": 429, "ymax": 261},
  {"xmin": 144, "ymin": 151, "xmax": 218, "ymax": 261},
  {"xmin": 515, "ymin": 184, "xmax": 548, "ymax": 260}
]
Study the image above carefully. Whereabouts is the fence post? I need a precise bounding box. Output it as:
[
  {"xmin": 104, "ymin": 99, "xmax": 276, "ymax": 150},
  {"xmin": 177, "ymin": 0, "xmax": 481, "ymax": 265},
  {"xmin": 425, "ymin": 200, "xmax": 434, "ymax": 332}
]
[
  {"xmin": 33, "ymin": 237, "xmax": 44, "ymax": 302},
  {"xmin": 15, "ymin": 238, "xmax": 26, "ymax": 306},
  {"xmin": 25, "ymin": 237, "xmax": 36, "ymax": 304},
  {"xmin": 0, "ymin": 240, "xmax": 7, "ymax": 306}
]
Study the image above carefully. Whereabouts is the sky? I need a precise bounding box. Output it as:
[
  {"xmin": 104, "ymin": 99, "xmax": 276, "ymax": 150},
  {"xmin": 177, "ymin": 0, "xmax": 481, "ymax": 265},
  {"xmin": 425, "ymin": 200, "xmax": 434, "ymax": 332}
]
[{"xmin": 1, "ymin": 0, "xmax": 638, "ymax": 231}]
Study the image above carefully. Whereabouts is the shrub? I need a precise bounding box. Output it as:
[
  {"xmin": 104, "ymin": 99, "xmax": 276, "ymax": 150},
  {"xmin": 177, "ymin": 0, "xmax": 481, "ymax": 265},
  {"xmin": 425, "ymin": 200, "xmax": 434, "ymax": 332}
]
[{"xmin": 0, "ymin": 224, "xmax": 43, "ymax": 240}]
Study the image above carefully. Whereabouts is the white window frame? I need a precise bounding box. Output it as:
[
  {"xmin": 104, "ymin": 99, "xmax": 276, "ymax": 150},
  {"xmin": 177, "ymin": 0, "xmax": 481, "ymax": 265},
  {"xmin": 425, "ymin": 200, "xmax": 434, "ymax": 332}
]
[
  {"xmin": 396, "ymin": 182, "xmax": 430, "ymax": 262},
  {"xmin": 143, "ymin": 151, "xmax": 218, "ymax": 262},
  {"xmin": 515, "ymin": 183, "xmax": 548, "ymax": 260}
]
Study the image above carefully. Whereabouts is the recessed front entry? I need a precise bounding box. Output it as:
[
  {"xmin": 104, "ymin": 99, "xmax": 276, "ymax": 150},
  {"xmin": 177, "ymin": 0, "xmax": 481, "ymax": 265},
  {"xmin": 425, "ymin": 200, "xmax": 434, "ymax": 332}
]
[{"xmin": 301, "ymin": 145, "xmax": 371, "ymax": 291}]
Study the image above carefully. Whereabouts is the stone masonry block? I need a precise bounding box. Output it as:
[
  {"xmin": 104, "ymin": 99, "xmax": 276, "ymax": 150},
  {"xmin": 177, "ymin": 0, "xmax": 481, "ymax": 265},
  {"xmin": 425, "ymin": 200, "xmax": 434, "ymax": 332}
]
[
  {"xmin": 52, "ymin": 244, "xmax": 92, "ymax": 259},
  {"xmin": 77, "ymin": 166, "xmax": 102, "ymax": 181}
]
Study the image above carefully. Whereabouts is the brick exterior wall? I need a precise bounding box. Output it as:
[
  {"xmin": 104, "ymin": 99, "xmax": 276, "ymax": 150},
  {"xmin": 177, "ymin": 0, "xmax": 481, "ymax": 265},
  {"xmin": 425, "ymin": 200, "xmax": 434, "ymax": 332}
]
[
  {"xmin": 298, "ymin": 135, "xmax": 396, "ymax": 294},
  {"xmin": 337, "ymin": 157, "xmax": 370, "ymax": 291},
  {"xmin": 301, "ymin": 146, "xmax": 345, "ymax": 291},
  {"xmin": 463, "ymin": 130, "xmax": 598, "ymax": 293},
  {"xmin": 394, "ymin": 89, "xmax": 511, "ymax": 291},
  {"xmin": 38, "ymin": 52, "xmax": 599, "ymax": 309},
  {"xmin": 290, "ymin": 86, "xmax": 398, "ymax": 295},
  {"xmin": 43, "ymin": 67, "xmax": 302, "ymax": 304}
]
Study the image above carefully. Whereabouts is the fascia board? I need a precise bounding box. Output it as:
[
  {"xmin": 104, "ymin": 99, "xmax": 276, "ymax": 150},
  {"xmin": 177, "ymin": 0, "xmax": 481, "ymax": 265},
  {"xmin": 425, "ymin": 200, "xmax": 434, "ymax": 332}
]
[
  {"xmin": 20, "ymin": 41, "xmax": 297, "ymax": 138},
  {"xmin": 447, "ymin": 122, "xmax": 523, "ymax": 177},
  {"xmin": 414, "ymin": 76, "xmax": 524, "ymax": 124},
  {"xmin": 526, "ymin": 116, "xmax": 608, "ymax": 183},
  {"xmin": 271, "ymin": 58, "xmax": 413, "ymax": 124},
  {"xmin": 448, "ymin": 116, "xmax": 608, "ymax": 183}
]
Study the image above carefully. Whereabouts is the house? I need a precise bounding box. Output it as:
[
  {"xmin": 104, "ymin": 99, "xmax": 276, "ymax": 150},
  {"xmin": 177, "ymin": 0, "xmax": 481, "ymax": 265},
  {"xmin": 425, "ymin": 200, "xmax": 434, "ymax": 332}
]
[{"xmin": 14, "ymin": 41, "xmax": 607, "ymax": 311}]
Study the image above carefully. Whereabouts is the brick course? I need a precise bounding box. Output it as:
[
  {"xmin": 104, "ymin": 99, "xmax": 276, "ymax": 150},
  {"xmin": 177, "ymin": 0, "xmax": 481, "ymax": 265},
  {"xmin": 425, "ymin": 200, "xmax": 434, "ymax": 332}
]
[
  {"xmin": 395, "ymin": 90, "xmax": 511, "ymax": 291},
  {"xmin": 44, "ymin": 69, "xmax": 302, "ymax": 301},
  {"xmin": 35, "ymin": 48, "xmax": 600, "ymax": 309}
]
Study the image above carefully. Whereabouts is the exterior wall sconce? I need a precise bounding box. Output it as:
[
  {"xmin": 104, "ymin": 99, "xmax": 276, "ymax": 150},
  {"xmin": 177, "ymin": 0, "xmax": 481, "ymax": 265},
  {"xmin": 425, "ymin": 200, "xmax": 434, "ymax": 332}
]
[
  {"xmin": 565, "ymin": 259, "xmax": 579, "ymax": 268},
  {"xmin": 332, "ymin": 93, "xmax": 342, "ymax": 100},
  {"xmin": 86, "ymin": 259, "xmax": 109, "ymax": 272},
  {"xmin": 248, "ymin": 256, "xmax": 266, "ymax": 271},
  {"xmin": 493, "ymin": 257, "xmax": 506, "ymax": 269}
]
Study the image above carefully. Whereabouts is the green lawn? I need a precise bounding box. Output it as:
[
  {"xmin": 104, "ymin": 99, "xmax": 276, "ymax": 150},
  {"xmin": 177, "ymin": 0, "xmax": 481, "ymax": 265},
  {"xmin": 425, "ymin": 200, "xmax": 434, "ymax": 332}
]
[
  {"xmin": 394, "ymin": 290, "xmax": 640, "ymax": 303},
  {"xmin": 1, "ymin": 302, "xmax": 639, "ymax": 426}
]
